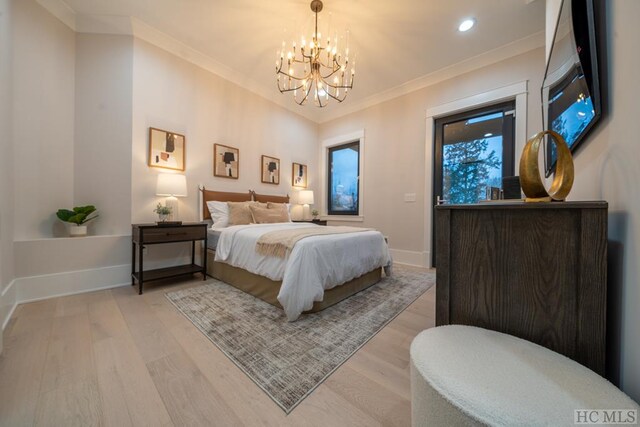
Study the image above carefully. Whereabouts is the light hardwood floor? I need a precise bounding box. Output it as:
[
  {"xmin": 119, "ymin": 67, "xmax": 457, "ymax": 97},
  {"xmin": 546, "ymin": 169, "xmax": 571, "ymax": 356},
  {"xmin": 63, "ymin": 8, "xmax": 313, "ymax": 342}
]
[{"xmin": 0, "ymin": 271, "xmax": 436, "ymax": 427}]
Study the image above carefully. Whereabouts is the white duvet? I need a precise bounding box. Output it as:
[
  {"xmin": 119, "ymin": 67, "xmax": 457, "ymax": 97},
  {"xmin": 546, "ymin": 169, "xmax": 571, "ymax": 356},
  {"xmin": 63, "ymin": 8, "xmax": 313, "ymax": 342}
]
[{"xmin": 214, "ymin": 222, "xmax": 391, "ymax": 321}]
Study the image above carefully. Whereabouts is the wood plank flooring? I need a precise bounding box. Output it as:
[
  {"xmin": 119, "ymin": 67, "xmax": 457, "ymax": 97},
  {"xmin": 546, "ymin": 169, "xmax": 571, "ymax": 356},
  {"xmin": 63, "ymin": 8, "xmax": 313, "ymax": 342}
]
[{"xmin": 0, "ymin": 269, "xmax": 436, "ymax": 426}]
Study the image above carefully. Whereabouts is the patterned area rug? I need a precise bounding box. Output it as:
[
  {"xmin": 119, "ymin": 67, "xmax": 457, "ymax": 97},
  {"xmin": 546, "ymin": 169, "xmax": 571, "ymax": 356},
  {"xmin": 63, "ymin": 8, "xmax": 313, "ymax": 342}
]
[{"xmin": 166, "ymin": 266, "xmax": 435, "ymax": 413}]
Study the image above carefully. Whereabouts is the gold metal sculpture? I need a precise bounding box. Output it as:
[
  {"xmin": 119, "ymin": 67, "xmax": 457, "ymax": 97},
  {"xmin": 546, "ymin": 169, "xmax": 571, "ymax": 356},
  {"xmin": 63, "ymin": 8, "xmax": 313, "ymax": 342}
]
[{"xmin": 519, "ymin": 130, "xmax": 574, "ymax": 202}]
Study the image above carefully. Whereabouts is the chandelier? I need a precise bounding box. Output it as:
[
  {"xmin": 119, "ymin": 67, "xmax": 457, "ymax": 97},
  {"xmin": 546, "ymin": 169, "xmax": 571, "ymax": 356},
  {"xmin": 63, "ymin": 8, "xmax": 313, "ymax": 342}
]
[{"xmin": 276, "ymin": 0, "xmax": 355, "ymax": 107}]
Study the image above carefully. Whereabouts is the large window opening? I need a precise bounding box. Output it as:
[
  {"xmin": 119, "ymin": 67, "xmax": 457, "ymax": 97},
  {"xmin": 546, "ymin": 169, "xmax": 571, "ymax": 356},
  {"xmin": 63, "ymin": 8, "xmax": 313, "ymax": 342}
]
[{"xmin": 328, "ymin": 141, "xmax": 360, "ymax": 216}]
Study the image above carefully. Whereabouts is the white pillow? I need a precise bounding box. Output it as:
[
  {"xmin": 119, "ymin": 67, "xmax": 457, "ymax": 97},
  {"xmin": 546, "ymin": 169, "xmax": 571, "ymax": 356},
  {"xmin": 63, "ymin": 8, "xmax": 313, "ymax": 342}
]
[{"xmin": 206, "ymin": 201, "xmax": 229, "ymax": 229}]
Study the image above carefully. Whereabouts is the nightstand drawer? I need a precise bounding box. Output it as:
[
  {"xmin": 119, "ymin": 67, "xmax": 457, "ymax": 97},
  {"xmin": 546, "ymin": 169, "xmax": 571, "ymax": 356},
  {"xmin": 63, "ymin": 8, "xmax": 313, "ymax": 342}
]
[{"xmin": 141, "ymin": 226, "xmax": 206, "ymax": 243}]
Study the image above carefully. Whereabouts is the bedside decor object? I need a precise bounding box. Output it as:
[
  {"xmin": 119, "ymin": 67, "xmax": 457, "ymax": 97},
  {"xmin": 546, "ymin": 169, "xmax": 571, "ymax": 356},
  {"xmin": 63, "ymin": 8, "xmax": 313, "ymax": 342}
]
[
  {"xmin": 261, "ymin": 155, "xmax": 280, "ymax": 184},
  {"xmin": 148, "ymin": 127, "xmax": 185, "ymax": 171},
  {"xmin": 56, "ymin": 205, "xmax": 98, "ymax": 237},
  {"xmin": 156, "ymin": 173, "xmax": 187, "ymax": 220},
  {"xmin": 292, "ymin": 163, "xmax": 308, "ymax": 188},
  {"xmin": 153, "ymin": 203, "xmax": 172, "ymax": 223},
  {"xmin": 298, "ymin": 190, "xmax": 314, "ymax": 220},
  {"xmin": 213, "ymin": 143, "xmax": 239, "ymax": 179},
  {"xmin": 311, "ymin": 209, "xmax": 319, "ymax": 219},
  {"xmin": 519, "ymin": 130, "xmax": 574, "ymax": 202}
]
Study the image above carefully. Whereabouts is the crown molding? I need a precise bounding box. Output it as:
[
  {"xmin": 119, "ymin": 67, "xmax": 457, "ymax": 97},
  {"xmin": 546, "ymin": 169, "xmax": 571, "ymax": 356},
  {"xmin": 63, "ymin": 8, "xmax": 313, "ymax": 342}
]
[
  {"xmin": 36, "ymin": 0, "xmax": 76, "ymax": 30},
  {"xmin": 315, "ymin": 31, "xmax": 545, "ymax": 124},
  {"xmin": 35, "ymin": 0, "xmax": 544, "ymax": 125}
]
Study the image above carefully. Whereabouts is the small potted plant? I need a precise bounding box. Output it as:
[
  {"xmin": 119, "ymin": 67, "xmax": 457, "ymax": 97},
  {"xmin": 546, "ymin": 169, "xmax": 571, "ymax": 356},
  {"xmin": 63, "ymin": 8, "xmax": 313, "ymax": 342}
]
[
  {"xmin": 154, "ymin": 203, "xmax": 172, "ymax": 222},
  {"xmin": 311, "ymin": 209, "xmax": 319, "ymax": 221},
  {"xmin": 56, "ymin": 205, "xmax": 98, "ymax": 237}
]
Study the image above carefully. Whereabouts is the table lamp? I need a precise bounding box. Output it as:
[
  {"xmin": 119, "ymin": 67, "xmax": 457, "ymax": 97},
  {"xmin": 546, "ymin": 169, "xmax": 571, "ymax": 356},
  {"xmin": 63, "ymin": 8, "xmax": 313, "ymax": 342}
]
[
  {"xmin": 156, "ymin": 173, "xmax": 188, "ymax": 221},
  {"xmin": 298, "ymin": 190, "xmax": 314, "ymax": 220}
]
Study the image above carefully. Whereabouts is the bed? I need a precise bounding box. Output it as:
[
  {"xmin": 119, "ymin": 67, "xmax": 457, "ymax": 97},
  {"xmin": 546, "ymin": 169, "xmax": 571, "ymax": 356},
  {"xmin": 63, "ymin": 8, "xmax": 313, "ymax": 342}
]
[{"xmin": 199, "ymin": 187, "xmax": 391, "ymax": 320}]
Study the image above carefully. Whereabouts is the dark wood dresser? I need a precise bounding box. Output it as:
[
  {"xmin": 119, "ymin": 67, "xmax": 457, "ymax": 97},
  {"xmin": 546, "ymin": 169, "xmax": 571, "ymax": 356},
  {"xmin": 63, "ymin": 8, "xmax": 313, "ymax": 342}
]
[{"xmin": 435, "ymin": 201, "xmax": 607, "ymax": 375}]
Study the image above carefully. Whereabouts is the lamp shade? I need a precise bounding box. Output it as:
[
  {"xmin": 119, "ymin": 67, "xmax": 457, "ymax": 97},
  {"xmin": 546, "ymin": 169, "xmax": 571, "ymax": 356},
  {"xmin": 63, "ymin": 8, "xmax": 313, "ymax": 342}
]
[
  {"xmin": 298, "ymin": 190, "xmax": 314, "ymax": 205},
  {"xmin": 156, "ymin": 173, "xmax": 187, "ymax": 197}
]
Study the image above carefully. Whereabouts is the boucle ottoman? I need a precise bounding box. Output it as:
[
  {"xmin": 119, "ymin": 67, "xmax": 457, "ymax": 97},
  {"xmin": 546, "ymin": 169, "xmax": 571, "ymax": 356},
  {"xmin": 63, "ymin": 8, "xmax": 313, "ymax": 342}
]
[{"xmin": 410, "ymin": 325, "xmax": 639, "ymax": 426}]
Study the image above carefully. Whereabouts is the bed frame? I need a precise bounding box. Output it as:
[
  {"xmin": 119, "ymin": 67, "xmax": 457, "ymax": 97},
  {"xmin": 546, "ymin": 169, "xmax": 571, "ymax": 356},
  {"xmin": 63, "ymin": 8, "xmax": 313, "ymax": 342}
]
[{"xmin": 199, "ymin": 187, "xmax": 383, "ymax": 313}]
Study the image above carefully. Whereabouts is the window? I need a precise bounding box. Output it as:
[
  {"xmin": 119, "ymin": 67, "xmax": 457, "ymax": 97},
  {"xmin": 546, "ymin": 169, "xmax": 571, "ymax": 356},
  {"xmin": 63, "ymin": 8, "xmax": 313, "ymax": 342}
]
[{"xmin": 328, "ymin": 141, "xmax": 360, "ymax": 215}]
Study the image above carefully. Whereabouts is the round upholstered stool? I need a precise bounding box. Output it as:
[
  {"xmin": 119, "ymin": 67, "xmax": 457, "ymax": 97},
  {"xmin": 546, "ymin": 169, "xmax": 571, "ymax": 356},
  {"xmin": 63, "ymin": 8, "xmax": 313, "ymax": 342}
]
[{"xmin": 410, "ymin": 325, "xmax": 639, "ymax": 427}]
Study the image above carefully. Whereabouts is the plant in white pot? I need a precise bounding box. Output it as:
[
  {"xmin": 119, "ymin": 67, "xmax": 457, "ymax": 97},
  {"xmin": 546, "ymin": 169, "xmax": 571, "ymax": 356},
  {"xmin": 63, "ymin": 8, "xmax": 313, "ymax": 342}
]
[
  {"xmin": 56, "ymin": 205, "xmax": 98, "ymax": 237},
  {"xmin": 154, "ymin": 203, "xmax": 172, "ymax": 222}
]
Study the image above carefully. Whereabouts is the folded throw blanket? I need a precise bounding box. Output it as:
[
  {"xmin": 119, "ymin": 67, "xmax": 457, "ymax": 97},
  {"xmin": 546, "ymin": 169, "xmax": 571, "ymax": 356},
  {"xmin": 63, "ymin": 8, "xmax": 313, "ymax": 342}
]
[{"xmin": 256, "ymin": 226, "xmax": 374, "ymax": 258}]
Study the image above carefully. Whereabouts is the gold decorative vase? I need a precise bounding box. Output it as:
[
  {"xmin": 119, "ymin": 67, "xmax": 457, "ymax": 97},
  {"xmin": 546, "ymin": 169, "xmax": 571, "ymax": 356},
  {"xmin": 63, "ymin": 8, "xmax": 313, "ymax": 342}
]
[{"xmin": 519, "ymin": 130, "xmax": 574, "ymax": 202}]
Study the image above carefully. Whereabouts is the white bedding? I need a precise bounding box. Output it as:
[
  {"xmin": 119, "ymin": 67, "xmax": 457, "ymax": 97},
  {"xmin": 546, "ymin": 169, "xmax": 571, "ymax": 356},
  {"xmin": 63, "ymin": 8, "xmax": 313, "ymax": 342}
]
[{"xmin": 214, "ymin": 222, "xmax": 391, "ymax": 321}]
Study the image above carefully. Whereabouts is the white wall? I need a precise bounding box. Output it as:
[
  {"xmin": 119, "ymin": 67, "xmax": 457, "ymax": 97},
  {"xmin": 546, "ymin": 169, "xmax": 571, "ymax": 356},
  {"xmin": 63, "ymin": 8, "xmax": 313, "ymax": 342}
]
[
  {"xmin": 131, "ymin": 39, "xmax": 318, "ymax": 226},
  {"xmin": 565, "ymin": 0, "xmax": 640, "ymax": 403},
  {"xmin": 0, "ymin": 0, "xmax": 14, "ymax": 351},
  {"xmin": 318, "ymin": 48, "xmax": 545, "ymax": 265},
  {"xmin": 12, "ymin": 0, "xmax": 75, "ymax": 240},
  {"xmin": 74, "ymin": 33, "xmax": 133, "ymax": 236}
]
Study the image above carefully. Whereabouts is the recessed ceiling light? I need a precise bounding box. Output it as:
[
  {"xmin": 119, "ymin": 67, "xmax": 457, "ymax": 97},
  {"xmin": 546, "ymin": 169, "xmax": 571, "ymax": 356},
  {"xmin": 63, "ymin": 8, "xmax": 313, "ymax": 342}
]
[{"xmin": 458, "ymin": 18, "xmax": 476, "ymax": 32}]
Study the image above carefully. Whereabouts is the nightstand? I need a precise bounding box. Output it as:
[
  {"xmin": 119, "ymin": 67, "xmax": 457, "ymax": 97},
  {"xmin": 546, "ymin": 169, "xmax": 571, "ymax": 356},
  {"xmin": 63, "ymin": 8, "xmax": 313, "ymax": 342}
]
[
  {"xmin": 131, "ymin": 223, "xmax": 208, "ymax": 294},
  {"xmin": 293, "ymin": 219, "xmax": 327, "ymax": 226}
]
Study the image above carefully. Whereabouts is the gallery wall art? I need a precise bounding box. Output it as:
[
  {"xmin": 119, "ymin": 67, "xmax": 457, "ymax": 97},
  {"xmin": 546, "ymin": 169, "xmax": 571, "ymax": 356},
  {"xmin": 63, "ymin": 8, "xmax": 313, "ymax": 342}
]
[
  {"xmin": 149, "ymin": 127, "xmax": 185, "ymax": 171},
  {"xmin": 214, "ymin": 144, "xmax": 240, "ymax": 179},
  {"xmin": 261, "ymin": 155, "xmax": 280, "ymax": 185}
]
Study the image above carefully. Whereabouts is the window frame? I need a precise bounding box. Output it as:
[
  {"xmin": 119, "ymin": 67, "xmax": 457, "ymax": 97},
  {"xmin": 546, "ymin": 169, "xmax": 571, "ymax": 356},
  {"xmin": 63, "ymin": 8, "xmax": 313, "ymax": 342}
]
[
  {"xmin": 319, "ymin": 130, "xmax": 365, "ymax": 221},
  {"xmin": 327, "ymin": 141, "xmax": 361, "ymax": 216}
]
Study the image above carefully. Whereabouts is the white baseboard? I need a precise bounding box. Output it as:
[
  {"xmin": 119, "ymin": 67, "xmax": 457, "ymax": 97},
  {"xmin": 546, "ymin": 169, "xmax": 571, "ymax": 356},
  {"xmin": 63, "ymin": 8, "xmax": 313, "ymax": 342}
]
[
  {"xmin": 1, "ymin": 247, "xmax": 430, "ymax": 332},
  {"xmin": 16, "ymin": 264, "xmax": 131, "ymax": 304},
  {"xmin": 389, "ymin": 249, "xmax": 431, "ymax": 268},
  {"xmin": 1, "ymin": 280, "xmax": 18, "ymax": 331}
]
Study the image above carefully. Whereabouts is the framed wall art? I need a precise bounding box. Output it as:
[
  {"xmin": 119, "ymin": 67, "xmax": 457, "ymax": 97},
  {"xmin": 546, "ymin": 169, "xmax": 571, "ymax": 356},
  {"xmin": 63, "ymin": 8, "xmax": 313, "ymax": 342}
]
[
  {"xmin": 292, "ymin": 162, "xmax": 308, "ymax": 188},
  {"xmin": 213, "ymin": 144, "xmax": 239, "ymax": 179},
  {"xmin": 148, "ymin": 127, "xmax": 185, "ymax": 171},
  {"xmin": 261, "ymin": 155, "xmax": 280, "ymax": 185}
]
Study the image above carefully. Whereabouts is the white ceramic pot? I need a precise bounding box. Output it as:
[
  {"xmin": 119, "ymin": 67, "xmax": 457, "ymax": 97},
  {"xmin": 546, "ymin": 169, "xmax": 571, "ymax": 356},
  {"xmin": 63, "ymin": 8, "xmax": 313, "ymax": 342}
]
[{"xmin": 69, "ymin": 224, "xmax": 87, "ymax": 237}]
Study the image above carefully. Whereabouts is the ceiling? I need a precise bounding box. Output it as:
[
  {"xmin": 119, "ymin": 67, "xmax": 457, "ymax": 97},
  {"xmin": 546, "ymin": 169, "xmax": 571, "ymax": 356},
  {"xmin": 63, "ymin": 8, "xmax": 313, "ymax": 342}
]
[{"xmin": 47, "ymin": 0, "xmax": 545, "ymax": 123}]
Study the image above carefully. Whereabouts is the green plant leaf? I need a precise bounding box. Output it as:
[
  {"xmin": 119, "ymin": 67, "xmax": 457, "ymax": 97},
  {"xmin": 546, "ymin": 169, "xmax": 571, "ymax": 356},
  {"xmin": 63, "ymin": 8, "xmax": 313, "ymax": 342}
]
[
  {"xmin": 73, "ymin": 205, "xmax": 96, "ymax": 215},
  {"xmin": 56, "ymin": 209, "xmax": 75, "ymax": 222},
  {"xmin": 57, "ymin": 206, "xmax": 98, "ymax": 224}
]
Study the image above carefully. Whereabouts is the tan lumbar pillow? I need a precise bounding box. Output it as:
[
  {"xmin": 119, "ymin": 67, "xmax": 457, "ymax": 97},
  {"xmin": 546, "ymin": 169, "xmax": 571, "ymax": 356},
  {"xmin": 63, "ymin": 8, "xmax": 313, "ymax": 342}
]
[
  {"xmin": 266, "ymin": 202, "xmax": 291, "ymax": 221},
  {"xmin": 249, "ymin": 204, "xmax": 290, "ymax": 224},
  {"xmin": 227, "ymin": 201, "xmax": 265, "ymax": 225}
]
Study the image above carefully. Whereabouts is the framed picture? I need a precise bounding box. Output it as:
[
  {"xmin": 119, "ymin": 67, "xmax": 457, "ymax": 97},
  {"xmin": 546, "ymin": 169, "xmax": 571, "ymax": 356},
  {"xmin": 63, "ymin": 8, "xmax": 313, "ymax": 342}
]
[
  {"xmin": 213, "ymin": 144, "xmax": 239, "ymax": 179},
  {"xmin": 261, "ymin": 155, "xmax": 280, "ymax": 185},
  {"xmin": 148, "ymin": 127, "xmax": 185, "ymax": 171},
  {"xmin": 292, "ymin": 162, "xmax": 308, "ymax": 188}
]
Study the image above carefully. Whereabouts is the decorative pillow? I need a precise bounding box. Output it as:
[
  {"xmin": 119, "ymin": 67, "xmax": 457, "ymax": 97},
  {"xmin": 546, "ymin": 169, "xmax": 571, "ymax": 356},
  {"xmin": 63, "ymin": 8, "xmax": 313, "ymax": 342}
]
[
  {"xmin": 206, "ymin": 201, "xmax": 230, "ymax": 229},
  {"xmin": 267, "ymin": 202, "xmax": 292, "ymax": 222},
  {"xmin": 249, "ymin": 204, "xmax": 290, "ymax": 224},
  {"xmin": 227, "ymin": 201, "xmax": 267, "ymax": 225}
]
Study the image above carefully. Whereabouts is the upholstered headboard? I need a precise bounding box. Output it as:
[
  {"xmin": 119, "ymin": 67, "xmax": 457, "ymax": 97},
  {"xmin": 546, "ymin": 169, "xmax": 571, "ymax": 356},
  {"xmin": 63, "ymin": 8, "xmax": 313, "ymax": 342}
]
[
  {"xmin": 200, "ymin": 187, "xmax": 252, "ymax": 220},
  {"xmin": 251, "ymin": 191, "xmax": 290, "ymax": 204}
]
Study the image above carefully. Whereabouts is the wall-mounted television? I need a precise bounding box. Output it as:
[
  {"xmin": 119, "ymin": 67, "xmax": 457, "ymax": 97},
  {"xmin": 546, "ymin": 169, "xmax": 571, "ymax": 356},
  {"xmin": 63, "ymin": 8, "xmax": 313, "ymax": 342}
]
[{"xmin": 542, "ymin": 0, "xmax": 603, "ymax": 177}]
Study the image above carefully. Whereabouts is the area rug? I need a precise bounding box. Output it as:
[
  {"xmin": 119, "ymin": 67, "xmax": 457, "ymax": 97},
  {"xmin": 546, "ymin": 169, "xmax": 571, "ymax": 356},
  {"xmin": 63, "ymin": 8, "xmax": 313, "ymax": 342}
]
[{"xmin": 165, "ymin": 266, "xmax": 435, "ymax": 413}]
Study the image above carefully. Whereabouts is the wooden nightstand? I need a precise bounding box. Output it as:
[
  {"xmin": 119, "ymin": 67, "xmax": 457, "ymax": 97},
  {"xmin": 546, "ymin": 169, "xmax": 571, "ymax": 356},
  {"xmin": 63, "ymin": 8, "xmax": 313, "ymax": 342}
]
[
  {"xmin": 131, "ymin": 222, "xmax": 208, "ymax": 294},
  {"xmin": 293, "ymin": 219, "xmax": 327, "ymax": 226}
]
